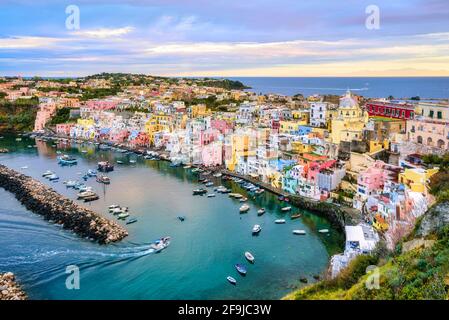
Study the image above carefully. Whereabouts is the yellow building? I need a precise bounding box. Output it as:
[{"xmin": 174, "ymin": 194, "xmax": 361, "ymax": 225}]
[
  {"xmin": 145, "ymin": 114, "xmax": 174, "ymax": 146},
  {"xmin": 291, "ymin": 141, "xmax": 313, "ymax": 154},
  {"xmin": 190, "ymin": 104, "xmax": 211, "ymax": 118},
  {"xmin": 77, "ymin": 118, "xmax": 95, "ymax": 128},
  {"xmin": 329, "ymin": 90, "xmax": 368, "ymax": 144},
  {"xmin": 292, "ymin": 110, "xmax": 310, "ymax": 123},
  {"xmin": 399, "ymin": 167, "xmax": 439, "ymax": 193},
  {"xmin": 225, "ymin": 133, "xmax": 256, "ymax": 171}
]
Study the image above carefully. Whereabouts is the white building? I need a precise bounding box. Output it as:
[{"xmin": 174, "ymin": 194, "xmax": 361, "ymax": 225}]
[{"xmin": 310, "ymin": 102, "xmax": 328, "ymax": 127}]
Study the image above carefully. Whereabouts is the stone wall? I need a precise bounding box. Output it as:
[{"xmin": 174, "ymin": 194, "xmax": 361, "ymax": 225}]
[{"xmin": 0, "ymin": 164, "xmax": 128, "ymax": 244}]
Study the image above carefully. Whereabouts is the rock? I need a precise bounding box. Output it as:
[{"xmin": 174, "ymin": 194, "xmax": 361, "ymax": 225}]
[{"xmin": 299, "ymin": 277, "xmax": 308, "ymax": 283}]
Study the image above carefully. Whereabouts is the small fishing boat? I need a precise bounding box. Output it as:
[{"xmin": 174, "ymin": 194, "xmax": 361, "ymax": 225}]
[
  {"xmin": 239, "ymin": 197, "xmax": 248, "ymax": 203},
  {"xmin": 110, "ymin": 207, "xmax": 126, "ymax": 215},
  {"xmin": 87, "ymin": 169, "xmax": 97, "ymax": 177},
  {"xmin": 96, "ymin": 175, "xmax": 110, "ymax": 184},
  {"xmin": 207, "ymin": 194, "xmax": 216, "ymax": 198},
  {"xmin": 42, "ymin": 170, "xmax": 54, "ymax": 177},
  {"xmin": 193, "ymin": 188, "xmax": 207, "ymax": 195},
  {"xmin": 252, "ymin": 224, "xmax": 261, "ymax": 234},
  {"xmin": 290, "ymin": 213, "xmax": 302, "ymax": 220},
  {"xmin": 245, "ymin": 252, "xmax": 255, "ymax": 263},
  {"xmin": 293, "ymin": 230, "xmax": 306, "ymax": 235},
  {"xmin": 83, "ymin": 194, "xmax": 99, "ymax": 202},
  {"xmin": 318, "ymin": 229, "xmax": 329, "ymax": 234},
  {"xmin": 205, "ymin": 182, "xmax": 214, "ymax": 187},
  {"xmin": 64, "ymin": 180, "xmax": 78, "ymax": 188},
  {"xmin": 108, "ymin": 204, "xmax": 120, "ymax": 210},
  {"xmin": 257, "ymin": 208, "xmax": 266, "ymax": 216},
  {"xmin": 117, "ymin": 212, "xmax": 130, "ymax": 219},
  {"xmin": 227, "ymin": 276, "xmax": 237, "ymax": 285},
  {"xmin": 58, "ymin": 155, "xmax": 78, "ymax": 166},
  {"xmin": 239, "ymin": 204, "xmax": 250, "ymax": 213},
  {"xmin": 230, "ymin": 193, "xmax": 243, "ymax": 199},
  {"xmin": 97, "ymin": 161, "xmax": 114, "ymax": 172},
  {"xmin": 281, "ymin": 206, "xmax": 292, "ymax": 212},
  {"xmin": 150, "ymin": 236, "xmax": 171, "ymax": 253},
  {"xmin": 77, "ymin": 191, "xmax": 97, "ymax": 199},
  {"xmin": 275, "ymin": 219, "xmax": 286, "ymax": 224},
  {"xmin": 126, "ymin": 218, "xmax": 138, "ymax": 225},
  {"xmin": 177, "ymin": 216, "xmax": 186, "ymax": 221},
  {"xmin": 235, "ymin": 264, "xmax": 247, "ymax": 275},
  {"xmin": 47, "ymin": 174, "xmax": 59, "ymax": 181}
]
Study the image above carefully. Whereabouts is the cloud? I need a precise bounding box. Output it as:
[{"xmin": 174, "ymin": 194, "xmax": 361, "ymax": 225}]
[
  {"xmin": 0, "ymin": 36, "xmax": 63, "ymax": 49},
  {"xmin": 71, "ymin": 27, "xmax": 134, "ymax": 39}
]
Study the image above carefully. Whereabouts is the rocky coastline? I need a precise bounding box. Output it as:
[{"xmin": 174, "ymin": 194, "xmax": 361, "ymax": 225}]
[
  {"xmin": 0, "ymin": 164, "xmax": 128, "ymax": 244},
  {"xmin": 0, "ymin": 272, "xmax": 27, "ymax": 300}
]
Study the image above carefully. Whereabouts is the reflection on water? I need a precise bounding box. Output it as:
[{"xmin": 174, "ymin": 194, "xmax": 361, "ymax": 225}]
[{"xmin": 0, "ymin": 134, "xmax": 343, "ymax": 300}]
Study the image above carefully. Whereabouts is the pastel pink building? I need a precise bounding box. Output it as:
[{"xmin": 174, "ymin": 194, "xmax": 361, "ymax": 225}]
[
  {"xmin": 357, "ymin": 161, "xmax": 389, "ymax": 198},
  {"xmin": 86, "ymin": 100, "xmax": 119, "ymax": 111},
  {"xmin": 304, "ymin": 160, "xmax": 336, "ymax": 184},
  {"xmin": 201, "ymin": 141, "xmax": 223, "ymax": 167},
  {"xmin": 56, "ymin": 123, "xmax": 75, "ymax": 136},
  {"xmin": 34, "ymin": 103, "xmax": 57, "ymax": 132},
  {"xmin": 199, "ymin": 129, "xmax": 220, "ymax": 146},
  {"xmin": 129, "ymin": 132, "xmax": 149, "ymax": 147},
  {"xmin": 109, "ymin": 130, "xmax": 129, "ymax": 143},
  {"xmin": 211, "ymin": 120, "xmax": 233, "ymax": 135}
]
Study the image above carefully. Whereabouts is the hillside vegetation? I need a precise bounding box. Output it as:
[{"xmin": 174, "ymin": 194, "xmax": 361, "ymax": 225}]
[{"xmin": 0, "ymin": 97, "xmax": 39, "ymax": 132}]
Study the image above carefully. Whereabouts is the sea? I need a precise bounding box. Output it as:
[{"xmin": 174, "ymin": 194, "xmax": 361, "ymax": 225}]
[
  {"xmin": 0, "ymin": 135, "xmax": 343, "ymax": 299},
  {"xmin": 229, "ymin": 77, "xmax": 449, "ymax": 99}
]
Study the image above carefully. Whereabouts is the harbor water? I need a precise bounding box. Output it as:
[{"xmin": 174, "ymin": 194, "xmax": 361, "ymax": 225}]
[{"xmin": 0, "ymin": 134, "xmax": 343, "ymax": 299}]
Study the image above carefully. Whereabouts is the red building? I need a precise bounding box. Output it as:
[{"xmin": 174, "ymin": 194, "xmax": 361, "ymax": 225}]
[{"xmin": 366, "ymin": 101, "xmax": 415, "ymax": 120}]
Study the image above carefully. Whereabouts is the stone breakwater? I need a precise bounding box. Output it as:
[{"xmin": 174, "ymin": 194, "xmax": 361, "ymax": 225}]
[
  {"xmin": 0, "ymin": 272, "xmax": 27, "ymax": 300},
  {"xmin": 0, "ymin": 164, "xmax": 128, "ymax": 244}
]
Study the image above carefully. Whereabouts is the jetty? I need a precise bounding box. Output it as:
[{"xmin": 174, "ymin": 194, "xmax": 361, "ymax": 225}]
[
  {"xmin": 0, "ymin": 164, "xmax": 128, "ymax": 244},
  {"xmin": 0, "ymin": 272, "xmax": 27, "ymax": 300}
]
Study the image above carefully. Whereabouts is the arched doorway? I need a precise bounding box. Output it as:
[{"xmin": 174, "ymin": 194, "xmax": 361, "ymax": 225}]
[
  {"xmin": 417, "ymin": 136, "xmax": 423, "ymax": 144},
  {"xmin": 427, "ymin": 137, "xmax": 433, "ymax": 146},
  {"xmin": 437, "ymin": 139, "xmax": 444, "ymax": 149}
]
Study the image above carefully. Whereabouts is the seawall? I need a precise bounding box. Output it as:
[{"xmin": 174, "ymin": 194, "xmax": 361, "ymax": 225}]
[{"xmin": 0, "ymin": 164, "xmax": 128, "ymax": 244}]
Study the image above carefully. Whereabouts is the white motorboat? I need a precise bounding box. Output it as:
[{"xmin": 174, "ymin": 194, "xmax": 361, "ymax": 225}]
[
  {"xmin": 207, "ymin": 194, "xmax": 216, "ymax": 198},
  {"xmin": 281, "ymin": 206, "xmax": 292, "ymax": 212},
  {"xmin": 318, "ymin": 229, "xmax": 329, "ymax": 234},
  {"xmin": 77, "ymin": 191, "xmax": 97, "ymax": 199},
  {"xmin": 293, "ymin": 230, "xmax": 306, "ymax": 235},
  {"xmin": 150, "ymin": 236, "xmax": 171, "ymax": 253},
  {"xmin": 239, "ymin": 204, "xmax": 250, "ymax": 213},
  {"xmin": 42, "ymin": 170, "xmax": 54, "ymax": 177},
  {"xmin": 252, "ymin": 224, "xmax": 261, "ymax": 234},
  {"xmin": 275, "ymin": 219, "xmax": 286, "ymax": 224}
]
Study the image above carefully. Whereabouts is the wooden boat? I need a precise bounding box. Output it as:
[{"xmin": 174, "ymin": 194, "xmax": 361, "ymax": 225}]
[
  {"xmin": 293, "ymin": 230, "xmax": 306, "ymax": 235},
  {"xmin": 245, "ymin": 252, "xmax": 255, "ymax": 263},
  {"xmin": 126, "ymin": 218, "xmax": 138, "ymax": 225},
  {"xmin": 290, "ymin": 213, "xmax": 302, "ymax": 219}
]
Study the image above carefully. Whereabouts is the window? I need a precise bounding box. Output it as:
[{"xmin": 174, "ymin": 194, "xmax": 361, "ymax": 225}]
[
  {"xmin": 429, "ymin": 110, "xmax": 434, "ymax": 118},
  {"xmin": 437, "ymin": 111, "xmax": 442, "ymax": 119}
]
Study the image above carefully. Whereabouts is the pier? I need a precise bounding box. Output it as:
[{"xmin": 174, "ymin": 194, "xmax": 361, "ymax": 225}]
[{"xmin": 0, "ymin": 164, "xmax": 128, "ymax": 244}]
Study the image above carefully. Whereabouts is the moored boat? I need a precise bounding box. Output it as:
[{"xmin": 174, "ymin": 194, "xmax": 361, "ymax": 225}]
[
  {"xmin": 235, "ymin": 264, "xmax": 247, "ymax": 275},
  {"xmin": 227, "ymin": 276, "xmax": 237, "ymax": 285},
  {"xmin": 42, "ymin": 170, "xmax": 54, "ymax": 177},
  {"xmin": 239, "ymin": 204, "xmax": 250, "ymax": 213},
  {"xmin": 77, "ymin": 190, "xmax": 97, "ymax": 199},
  {"xmin": 252, "ymin": 224, "xmax": 261, "ymax": 234},
  {"xmin": 117, "ymin": 212, "xmax": 130, "ymax": 219},
  {"xmin": 126, "ymin": 218, "xmax": 138, "ymax": 225},
  {"xmin": 290, "ymin": 213, "xmax": 302, "ymax": 219},
  {"xmin": 245, "ymin": 251, "xmax": 255, "ymax": 263},
  {"xmin": 318, "ymin": 229, "xmax": 329, "ymax": 234},
  {"xmin": 58, "ymin": 155, "xmax": 78, "ymax": 166},
  {"xmin": 281, "ymin": 206, "xmax": 292, "ymax": 212},
  {"xmin": 275, "ymin": 219, "xmax": 286, "ymax": 224},
  {"xmin": 193, "ymin": 188, "xmax": 207, "ymax": 195},
  {"xmin": 96, "ymin": 175, "xmax": 110, "ymax": 184},
  {"xmin": 98, "ymin": 161, "xmax": 114, "ymax": 172},
  {"xmin": 207, "ymin": 193, "xmax": 216, "ymax": 198},
  {"xmin": 293, "ymin": 230, "xmax": 306, "ymax": 235}
]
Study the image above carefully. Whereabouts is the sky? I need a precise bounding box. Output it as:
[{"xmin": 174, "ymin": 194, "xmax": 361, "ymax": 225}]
[{"xmin": 1, "ymin": 0, "xmax": 449, "ymax": 77}]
